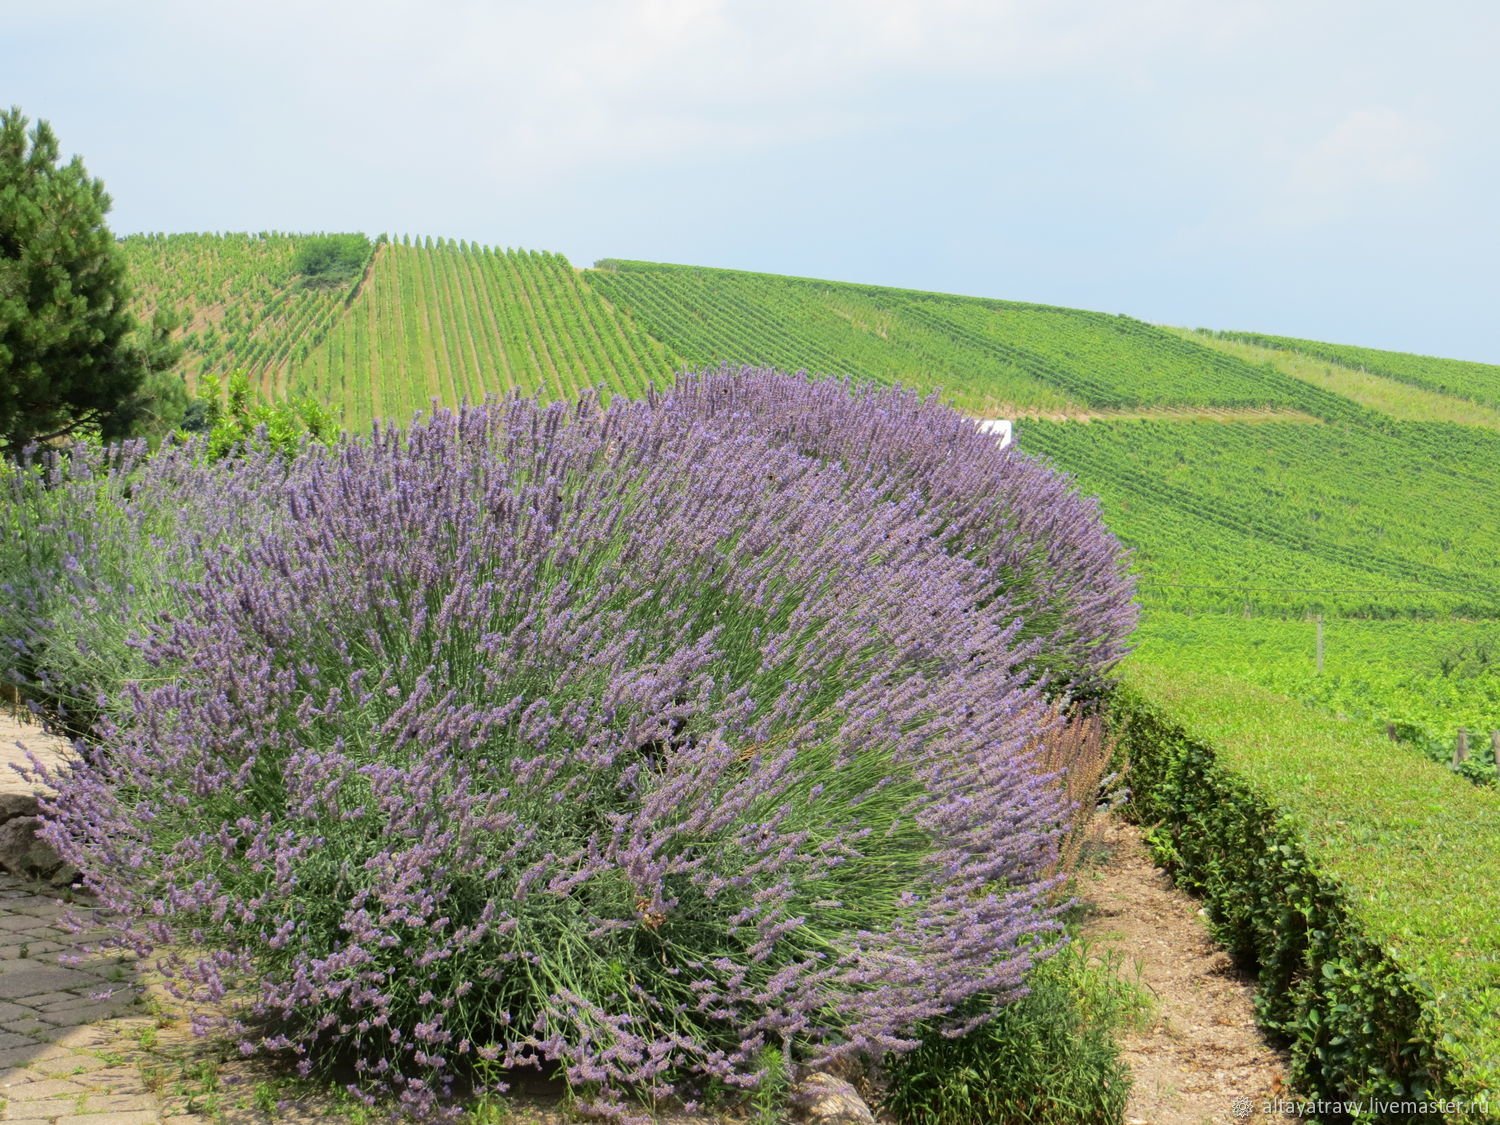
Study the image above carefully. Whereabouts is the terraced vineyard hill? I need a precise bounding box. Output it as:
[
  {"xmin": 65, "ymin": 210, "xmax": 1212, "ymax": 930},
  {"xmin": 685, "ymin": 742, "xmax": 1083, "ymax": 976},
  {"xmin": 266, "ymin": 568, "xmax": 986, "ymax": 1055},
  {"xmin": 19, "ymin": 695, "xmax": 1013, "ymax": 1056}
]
[
  {"xmin": 122, "ymin": 235, "xmax": 682, "ymax": 429},
  {"xmin": 287, "ymin": 241, "xmax": 681, "ymax": 429},
  {"xmin": 122, "ymin": 233, "xmax": 1500, "ymax": 771},
  {"xmin": 1214, "ymin": 329, "xmax": 1500, "ymax": 410},
  {"xmin": 1019, "ymin": 418, "xmax": 1500, "ymax": 617},
  {"xmin": 589, "ymin": 259, "xmax": 1364, "ymax": 420},
  {"xmin": 110, "ymin": 233, "xmax": 1500, "ymax": 1106},
  {"xmin": 121, "ymin": 232, "xmax": 367, "ymax": 396}
]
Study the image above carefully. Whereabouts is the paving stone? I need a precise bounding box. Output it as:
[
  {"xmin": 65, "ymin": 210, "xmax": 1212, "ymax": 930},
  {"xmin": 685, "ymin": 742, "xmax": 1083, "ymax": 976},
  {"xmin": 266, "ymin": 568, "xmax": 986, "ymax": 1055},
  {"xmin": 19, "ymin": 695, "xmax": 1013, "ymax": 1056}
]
[
  {"xmin": 7, "ymin": 934, "xmax": 76, "ymax": 950},
  {"xmin": 0, "ymin": 1062, "xmax": 74, "ymax": 1084},
  {"xmin": 56, "ymin": 1115, "xmax": 158, "ymax": 1125},
  {"xmin": 36, "ymin": 1004, "xmax": 141, "ymax": 1029},
  {"xmin": 13, "ymin": 993, "xmax": 79, "ymax": 1009},
  {"xmin": 6, "ymin": 898, "xmax": 64, "ymax": 915},
  {"xmin": 2, "ymin": 1076, "xmax": 90, "ymax": 1099},
  {"xmin": 0, "ymin": 1044, "xmax": 46, "ymax": 1068},
  {"xmin": 75, "ymin": 1076, "xmax": 151, "ymax": 1097},
  {"xmin": 5, "ymin": 1108, "xmax": 81, "ymax": 1123},
  {"xmin": 0, "ymin": 964, "xmax": 101, "ymax": 1002},
  {"xmin": 74, "ymin": 1095, "xmax": 158, "ymax": 1113},
  {"xmin": 0, "ymin": 918, "xmax": 48, "ymax": 932},
  {"xmin": 27, "ymin": 1025, "xmax": 118, "ymax": 1046},
  {"xmin": 39, "ymin": 995, "xmax": 135, "ymax": 1015},
  {"xmin": 27, "ymin": 1054, "xmax": 109, "ymax": 1077},
  {"xmin": 2, "ymin": 944, "xmax": 65, "ymax": 961}
]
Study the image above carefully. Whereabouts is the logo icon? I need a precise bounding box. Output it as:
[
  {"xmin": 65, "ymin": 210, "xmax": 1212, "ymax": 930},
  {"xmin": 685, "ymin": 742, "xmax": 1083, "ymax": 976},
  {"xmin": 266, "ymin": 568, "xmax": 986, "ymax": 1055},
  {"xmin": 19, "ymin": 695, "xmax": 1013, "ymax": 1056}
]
[{"xmin": 1230, "ymin": 1096, "xmax": 1256, "ymax": 1119}]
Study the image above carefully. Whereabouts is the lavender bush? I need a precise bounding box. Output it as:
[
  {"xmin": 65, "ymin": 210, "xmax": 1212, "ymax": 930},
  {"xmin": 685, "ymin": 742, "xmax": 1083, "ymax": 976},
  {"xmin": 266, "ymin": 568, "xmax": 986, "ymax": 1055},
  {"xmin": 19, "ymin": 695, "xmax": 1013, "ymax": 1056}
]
[
  {"xmin": 0, "ymin": 438, "xmax": 289, "ymax": 731},
  {"xmin": 650, "ymin": 368, "xmax": 1137, "ymax": 698},
  {"xmin": 39, "ymin": 395, "xmax": 1082, "ymax": 1119}
]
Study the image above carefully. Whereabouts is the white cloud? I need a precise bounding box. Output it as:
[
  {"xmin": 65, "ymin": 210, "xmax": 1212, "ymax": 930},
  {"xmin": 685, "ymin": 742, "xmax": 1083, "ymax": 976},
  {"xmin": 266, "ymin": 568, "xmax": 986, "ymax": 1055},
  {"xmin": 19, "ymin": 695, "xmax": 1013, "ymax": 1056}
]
[
  {"xmin": 1301, "ymin": 108, "xmax": 1437, "ymax": 189},
  {"xmin": 1261, "ymin": 107, "xmax": 1441, "ymax": 226},
  {"xmin": 122, "ymin": 0, "xmax": 1275, "ymax": 176}
]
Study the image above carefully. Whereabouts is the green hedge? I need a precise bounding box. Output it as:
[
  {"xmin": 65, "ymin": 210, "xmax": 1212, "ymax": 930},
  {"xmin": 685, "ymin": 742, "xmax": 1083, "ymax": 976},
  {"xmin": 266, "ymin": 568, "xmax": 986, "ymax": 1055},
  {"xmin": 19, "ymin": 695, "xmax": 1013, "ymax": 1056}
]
[{"xmin": 1113, "ymin": 660, "xmax": 1500, "ymax": 1122}]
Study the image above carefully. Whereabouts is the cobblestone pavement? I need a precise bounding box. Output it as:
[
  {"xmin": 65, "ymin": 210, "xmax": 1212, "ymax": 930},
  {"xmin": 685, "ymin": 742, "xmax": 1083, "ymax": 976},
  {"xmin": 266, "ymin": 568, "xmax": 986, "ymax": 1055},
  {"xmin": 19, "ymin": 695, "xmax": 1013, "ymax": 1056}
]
[
  {"xmin": 1, "ymin": 712, "xmax": 232, "ymax": 1124},
  {"xmin": 0, "ymin": 873, "xmax": 211, "ymax": 1125}
]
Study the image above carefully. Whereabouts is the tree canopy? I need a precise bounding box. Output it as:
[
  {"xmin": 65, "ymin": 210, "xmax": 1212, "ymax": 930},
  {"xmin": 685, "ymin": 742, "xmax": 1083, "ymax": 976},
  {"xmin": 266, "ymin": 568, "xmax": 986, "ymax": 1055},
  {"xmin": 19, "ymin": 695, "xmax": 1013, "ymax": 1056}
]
[
  {"xmin": 0, "ymin": 107, "xmax": 165, "ymax": 454},
  {"xmin": 290, "ymin": 233, "xmax": 371, "ymax": 286}
]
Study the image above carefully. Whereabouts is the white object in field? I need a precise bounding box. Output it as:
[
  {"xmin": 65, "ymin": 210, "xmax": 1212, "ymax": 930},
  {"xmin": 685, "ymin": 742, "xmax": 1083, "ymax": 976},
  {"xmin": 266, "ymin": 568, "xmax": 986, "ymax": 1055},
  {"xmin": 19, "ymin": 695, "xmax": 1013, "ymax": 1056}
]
[{"xmin": 977, "ymin": 418, "xmax": 1013, "ymax": 449}]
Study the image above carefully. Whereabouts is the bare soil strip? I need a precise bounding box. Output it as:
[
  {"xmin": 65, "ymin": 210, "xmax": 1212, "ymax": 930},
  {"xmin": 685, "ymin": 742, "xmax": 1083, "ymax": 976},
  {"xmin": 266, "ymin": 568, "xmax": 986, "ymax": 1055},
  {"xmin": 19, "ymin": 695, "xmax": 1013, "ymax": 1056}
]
[{"xmin": 1080, "ymin": 814, "xmax": 1290, "ymax": 1124}]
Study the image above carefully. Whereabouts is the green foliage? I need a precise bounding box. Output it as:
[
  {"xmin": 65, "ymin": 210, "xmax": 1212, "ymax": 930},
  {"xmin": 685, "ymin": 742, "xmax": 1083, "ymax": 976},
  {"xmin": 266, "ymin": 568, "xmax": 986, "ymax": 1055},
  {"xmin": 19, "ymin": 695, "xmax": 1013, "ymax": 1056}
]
[
  {"xmin": 195, "ymin": 371, "xmax": 335, "ymax": 460},
  {"xmin": 1020, "ymin": 419, "xmax": 1500, "ymax": 618},
  {"xmin": 882, "ymin": 942, "xmax": 1137, "ymax": 1125},
  {"xmin": 288, "ymin": 242, "xmax": 679, "ymax": 430},
  {"xmin": 1216, "ymin": 331, "xmax": 1500, "ymax": 412},
  {"xmin": 587, "ymin": 260, "xmax": 1367, "ymax": 419},
  {"xmin": 0, "ymin": 108, "xmax": 151, "ymax": 453},
  {"xmin": 114, "ymin": 305, "xmax": 191, "ymax": 446},
  {"xmin": 0, "ymin": 444, "xmax": 181, "ymax": 728},
  {"xmin": 1136, "ymin": 613, "xmax": 1500, "ymax": 783},
  {"xmin": 118, "ymin": 232, "xmax": 367, "ymax": 396},
  {"xmin": 749, "ymin": 1046, "xmax": 790, "ymax": 1125},
  {"xmin": 1113, "ymin": 661, "xmax": 1500, "ymax": 1113},
  {"xmin": 290, "ymin": 232, "xmax": 372, "ymax": 286}
]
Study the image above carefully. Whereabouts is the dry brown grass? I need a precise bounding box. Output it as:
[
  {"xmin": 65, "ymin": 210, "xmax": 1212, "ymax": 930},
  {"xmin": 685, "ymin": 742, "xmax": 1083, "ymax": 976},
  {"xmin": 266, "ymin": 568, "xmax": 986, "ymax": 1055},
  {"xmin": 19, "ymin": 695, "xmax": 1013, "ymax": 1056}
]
[{"xmin": 1033, "ymin": 710, "xmax": 1116, "ymax": 879}]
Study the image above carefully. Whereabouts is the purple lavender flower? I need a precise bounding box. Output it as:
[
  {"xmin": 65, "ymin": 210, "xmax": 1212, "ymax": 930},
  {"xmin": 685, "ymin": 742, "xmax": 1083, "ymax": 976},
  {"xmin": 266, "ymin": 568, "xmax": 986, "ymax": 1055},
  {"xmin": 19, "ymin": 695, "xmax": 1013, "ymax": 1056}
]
[
  {"xmin": 649, "ymin": 367, "xmax": 1137, "ymax": 697},
  {"xmin": 23, "ymin": 377, "xmax": 1130, "ymax": 1120}
]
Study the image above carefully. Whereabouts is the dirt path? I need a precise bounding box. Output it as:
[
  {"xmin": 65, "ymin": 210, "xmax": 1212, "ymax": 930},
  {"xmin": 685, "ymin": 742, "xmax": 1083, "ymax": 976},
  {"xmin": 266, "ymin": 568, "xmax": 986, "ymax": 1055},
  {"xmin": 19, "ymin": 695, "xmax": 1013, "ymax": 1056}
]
[{"xmin": 1080, "ymin": 815, "xmax": 1290, "ymax": 1124}]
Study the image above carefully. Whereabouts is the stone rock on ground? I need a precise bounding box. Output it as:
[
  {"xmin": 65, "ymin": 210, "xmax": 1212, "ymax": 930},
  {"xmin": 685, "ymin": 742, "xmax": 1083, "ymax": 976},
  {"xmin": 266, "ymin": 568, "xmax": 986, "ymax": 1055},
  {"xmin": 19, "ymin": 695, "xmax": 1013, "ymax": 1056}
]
[
  {"xmin": 0, "ymin": 710, "xmax": 75, "ymax": 883},
  {"xmin": 0, "ymin": 816, "xmax": 75, "ymax": 884},
  {"xmin": 792, "ymin": 1072, "xmax": 877, "ymax": 1124}
]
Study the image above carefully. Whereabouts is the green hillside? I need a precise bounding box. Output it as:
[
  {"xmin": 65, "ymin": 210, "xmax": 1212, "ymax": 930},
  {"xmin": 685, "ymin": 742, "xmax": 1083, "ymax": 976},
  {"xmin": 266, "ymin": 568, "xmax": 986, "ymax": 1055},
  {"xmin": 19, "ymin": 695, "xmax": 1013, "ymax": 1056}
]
[
  {"xmin": 1214, "ymin": 329, "xmax": 1500, "ymax": 411},
  {"xmin": 588, "ymin": 259, "xmax": 1363, "ymax": 419},
  {"xmin": 120, "ymin": 232, "xmax": 370, "ymax": 398},
  {"xmin": 122, "ymin": 235, "xmax": 682, "ymax": 429},
  {"xmin": 1020, "ymin": 415, "xmax": 1500, "ymax": 774},
  {"xmin": 1019, "ymin": 419, "xmax": 1500, "ymax": 617},
  {"xmin": 121, "ymin": 234, "xmax": 1500, "ymax": 772},
  {"xmin": 286, "ymin": 241, "xmax": 680, "ymax": 429}
]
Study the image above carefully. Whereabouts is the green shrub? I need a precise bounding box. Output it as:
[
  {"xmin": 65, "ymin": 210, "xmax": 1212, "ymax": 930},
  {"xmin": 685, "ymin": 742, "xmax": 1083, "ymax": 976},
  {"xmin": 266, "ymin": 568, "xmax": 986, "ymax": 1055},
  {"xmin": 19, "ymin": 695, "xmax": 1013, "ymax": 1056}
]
[
  {"xmin": 1113, "ymin": 661, "xmax": 1500, "ymax": 1120},
  {"xmin": 0, "ymin": 441, "xmax": 185, "ymax": 729},
  {"xmin": 289, "ymin": 232, "xmax": 371, "ymax": 286},
  {"xmin": 882, "ymin": 942, "xmax": 1139, "ymax": 1125},
  {"xmin": 193, "ymin": 372, "xmax": 336, "ymax": 460}
]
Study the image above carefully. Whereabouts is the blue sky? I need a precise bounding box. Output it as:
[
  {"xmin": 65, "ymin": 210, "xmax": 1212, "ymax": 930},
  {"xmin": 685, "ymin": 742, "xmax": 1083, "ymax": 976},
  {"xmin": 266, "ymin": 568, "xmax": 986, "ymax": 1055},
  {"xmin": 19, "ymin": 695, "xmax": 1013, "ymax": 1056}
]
[{"xmin": 9, "ymin": 1, "xmax": 1500, "ymax": 361}]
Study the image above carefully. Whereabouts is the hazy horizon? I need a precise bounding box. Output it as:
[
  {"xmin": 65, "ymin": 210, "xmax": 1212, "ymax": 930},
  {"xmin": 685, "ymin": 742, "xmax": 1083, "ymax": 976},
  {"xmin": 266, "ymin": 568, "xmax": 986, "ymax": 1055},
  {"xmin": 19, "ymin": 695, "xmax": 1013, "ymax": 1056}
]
[{"xmin": 10, "ymin": 1, "xmax": 1500, "ymax": 363}]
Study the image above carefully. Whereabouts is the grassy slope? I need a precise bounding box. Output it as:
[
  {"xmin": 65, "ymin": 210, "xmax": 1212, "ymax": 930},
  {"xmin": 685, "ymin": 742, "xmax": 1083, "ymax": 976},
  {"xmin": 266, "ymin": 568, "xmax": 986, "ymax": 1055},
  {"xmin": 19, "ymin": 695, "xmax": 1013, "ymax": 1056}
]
[
  {"xmin": 586, "ymin": 259, "xmax": 1366, "ymax": 419},
  {"xmin": 1019, "ymin": 419, "xmax": 1500, "ymax": 615},
  {"xmin": 120, "ymin": 232, "xmax": 367, "ymax": 399},
  {"xmin": 1173, "ymin": 328, "xmax": 1500, "ymax": 431},
  {"xmin": 285, "ymin": 242, "xmax": 682, "ymax": 430},
  {"xmin": 1020, "ymin": 410, "xmax": 1500, "ymax": 761},
  {"xmin": 123, "ymin": 235, "xmax": 1500, "ymax": 761},
  {"xmin": 1215, "ymin": 329, "xmax": 1500, "ymax": 411}
]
